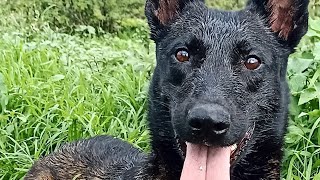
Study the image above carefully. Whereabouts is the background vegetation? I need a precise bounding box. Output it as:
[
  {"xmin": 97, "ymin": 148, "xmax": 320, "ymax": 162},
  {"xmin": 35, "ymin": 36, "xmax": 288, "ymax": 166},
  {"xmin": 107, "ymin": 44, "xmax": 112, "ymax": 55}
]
[{"xmin": 0, "ymin": 0, "xmax": 319, "ymax": 179}]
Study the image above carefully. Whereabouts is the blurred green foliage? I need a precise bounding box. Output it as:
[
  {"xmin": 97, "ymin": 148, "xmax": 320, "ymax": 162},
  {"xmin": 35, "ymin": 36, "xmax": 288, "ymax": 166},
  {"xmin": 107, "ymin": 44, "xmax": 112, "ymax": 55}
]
[
  {"xmin": 2, "ymin": 0, "xmax": 145, "ymax": 33},
  {"xmin": 1, "ymin": 0, "xmax": 319, "ymax": 34}
]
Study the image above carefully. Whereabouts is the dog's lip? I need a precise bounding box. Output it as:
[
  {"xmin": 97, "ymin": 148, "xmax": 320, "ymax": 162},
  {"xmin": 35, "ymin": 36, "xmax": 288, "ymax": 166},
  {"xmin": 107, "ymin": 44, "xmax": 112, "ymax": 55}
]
[
  {"xmin": 230, "ymin": 122, "xmax": 255, "ymax": 164},
  {"xmin": 176, "ymin": 123, "xmax": 255, "ymax": 164}
]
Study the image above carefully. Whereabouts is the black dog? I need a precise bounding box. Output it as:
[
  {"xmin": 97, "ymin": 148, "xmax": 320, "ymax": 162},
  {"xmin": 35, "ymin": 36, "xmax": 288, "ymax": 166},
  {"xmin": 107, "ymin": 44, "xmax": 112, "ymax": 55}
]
[{"xmin": 25, "ymin": 0, "xmax": 309, "ymax": 179}]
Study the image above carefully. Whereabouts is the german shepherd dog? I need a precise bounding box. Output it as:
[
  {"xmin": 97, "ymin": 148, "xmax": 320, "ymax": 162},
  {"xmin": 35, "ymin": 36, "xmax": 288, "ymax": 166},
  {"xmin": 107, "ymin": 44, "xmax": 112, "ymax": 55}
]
[{"xmin": 25, "ymin": 0, "xmax": 309, "ymax": 179}]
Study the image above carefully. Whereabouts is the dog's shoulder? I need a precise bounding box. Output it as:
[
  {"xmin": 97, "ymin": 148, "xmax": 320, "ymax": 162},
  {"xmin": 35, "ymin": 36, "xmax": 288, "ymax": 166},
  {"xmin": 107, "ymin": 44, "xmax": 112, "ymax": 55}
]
[{"xmin": 25, "ymin": 135, "xmax": 147, "ymax": 180}]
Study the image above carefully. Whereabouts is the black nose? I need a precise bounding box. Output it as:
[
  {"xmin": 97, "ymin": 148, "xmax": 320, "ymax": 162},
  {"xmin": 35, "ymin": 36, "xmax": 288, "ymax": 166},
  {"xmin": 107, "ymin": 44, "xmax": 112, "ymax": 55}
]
[{"xmin": 187, "ymin": 104, "xmax": 230, "ymax": 135}]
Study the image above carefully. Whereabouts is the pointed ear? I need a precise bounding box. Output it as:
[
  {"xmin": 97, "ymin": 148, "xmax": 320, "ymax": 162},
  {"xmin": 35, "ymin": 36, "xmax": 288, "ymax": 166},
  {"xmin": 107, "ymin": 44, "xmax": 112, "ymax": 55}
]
[
  {"xmin": 247, "ymin": 0, "xmax": 309, "ymax": 48},
  {"xmin": 145, "ymin": 0, "xmax": 205, "ymax": 40}
]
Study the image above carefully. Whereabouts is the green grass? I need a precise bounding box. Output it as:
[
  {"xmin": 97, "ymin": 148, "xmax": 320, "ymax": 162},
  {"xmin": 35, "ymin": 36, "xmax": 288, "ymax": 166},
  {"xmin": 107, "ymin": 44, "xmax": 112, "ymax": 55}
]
[
  {"xmin": 0, "ymin": 8, "xmax": 319, "ymax": 180},
  {"xmin": 0, "ymin": 27, "xmax": 154, "ymax": 179}
]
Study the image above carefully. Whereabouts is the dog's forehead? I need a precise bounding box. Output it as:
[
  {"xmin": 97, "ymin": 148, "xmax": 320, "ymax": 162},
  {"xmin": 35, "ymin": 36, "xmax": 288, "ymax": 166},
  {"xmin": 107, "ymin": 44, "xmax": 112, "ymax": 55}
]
[
  {"xmin": 167, "ymin": 8, "xmax": 276, "ymax": 52},
  {"xmin": 171, "ymin": 9, "xmax": 259, "ymax": 43}
]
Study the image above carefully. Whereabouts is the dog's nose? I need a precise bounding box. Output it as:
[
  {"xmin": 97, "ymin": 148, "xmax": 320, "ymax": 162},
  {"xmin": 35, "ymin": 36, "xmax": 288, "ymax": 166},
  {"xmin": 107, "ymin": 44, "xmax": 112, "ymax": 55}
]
[{"xmin": 187, "ymin": 104, "xmax": 230, "ymax": 135}]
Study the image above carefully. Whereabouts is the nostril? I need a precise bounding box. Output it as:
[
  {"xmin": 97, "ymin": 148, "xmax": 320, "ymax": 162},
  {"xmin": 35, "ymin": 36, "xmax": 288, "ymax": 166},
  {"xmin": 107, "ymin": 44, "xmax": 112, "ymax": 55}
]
[
  {"xmin": 215, "ymin": 122, "xmax": 230, "ymax": 131},
  {"xmin": 189, "ymin": 118, "xmax": 203, "ymax": 130},
  {"xmin": 213, "ymin": 122, "xmax": 230, "ymax": 134}
]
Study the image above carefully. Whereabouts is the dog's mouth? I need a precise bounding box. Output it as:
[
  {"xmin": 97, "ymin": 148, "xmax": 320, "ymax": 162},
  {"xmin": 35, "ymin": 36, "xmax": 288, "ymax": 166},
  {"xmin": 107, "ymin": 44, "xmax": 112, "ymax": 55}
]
[
  {"xmin": 178, "ymin": 123, "xmax": 255, "ymax": 180},
  {"xmin": 230, "ymin": 123, "xmax": 255, "ymax": 164}
]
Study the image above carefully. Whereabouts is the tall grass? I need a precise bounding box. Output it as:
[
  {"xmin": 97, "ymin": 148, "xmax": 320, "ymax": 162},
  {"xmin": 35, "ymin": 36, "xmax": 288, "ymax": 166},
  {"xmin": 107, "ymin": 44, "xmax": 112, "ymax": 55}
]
[{"xmin": 0, "ymin": 28, "xmax": 153, "ymax": 179}]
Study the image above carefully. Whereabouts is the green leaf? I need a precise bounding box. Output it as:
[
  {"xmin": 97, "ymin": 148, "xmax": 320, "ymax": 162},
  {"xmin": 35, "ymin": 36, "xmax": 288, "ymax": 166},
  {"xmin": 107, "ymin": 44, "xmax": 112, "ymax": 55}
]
[
  {"xmin": 298, "ymin": 112, "xmax": 308, "ymax": 118},
  {"xmin": 285, "ymin": 125, "xmax": 304, "ymax": 144},
  {"xmin": 289, "ymin": 73, "xmax": 307, "ymax": 92},
  {"xmin": 298, "ymin": 88, "xmax": 318, "ymax": 105},
  {"xmin": 87, "ymin": 26, "xmax": 96, "ymax": 35},
  {"xmin": 314, "ymin": 173, "xmax": 320, "ymax": 180},
  {"xmin": 287, "ymin": 58, "xmax": 313, "ymax": 74},
  {"xmin": 315, "ymin": 82, "xmax": 320, "ymax": 101},
  {"xmin": 314, "ymin": 42, "xmax": 320, "ymax": 60},
  {"xmin": 307, "ymin": 109, "xmax": 320, "ymax": 117},
  {"xmin": 309, "ymin": 68, "xmax": 320, "ymax": 86},
  {"xmin": 306, "ymin": 28, "xmax": 320, "ymax": 38},
  {"xmin": 18, "ymin": 116, "xmax": 28, "ymax": 123},
  {"xmin": 299, "ymin": 150, "xmax": 311, "ymax": 157},
  {"xmin": 313, "ymin": 159, "xmax": 320, "ymax": 171},
  {"xmin": 289, "ymin": 96, "xmax": 300, "ymax": 116},
  {"xmin": 309, "ymin": 19, "xmax": 320, "ymax": 31},
  {"xmin": 6, "ymin": 125, "xmax": 14, "ymax": 135},
  {"xmin": 50, "ymin": 74, "xmax": 65, "ymax": 82}
]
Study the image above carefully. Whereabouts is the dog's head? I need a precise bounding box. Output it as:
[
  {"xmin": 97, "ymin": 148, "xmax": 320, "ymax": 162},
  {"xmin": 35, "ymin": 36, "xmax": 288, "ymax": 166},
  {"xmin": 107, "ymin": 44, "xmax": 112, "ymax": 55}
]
[{"xmin": 145, "ymin": 0, "xmax": 308, "ymax": 173}]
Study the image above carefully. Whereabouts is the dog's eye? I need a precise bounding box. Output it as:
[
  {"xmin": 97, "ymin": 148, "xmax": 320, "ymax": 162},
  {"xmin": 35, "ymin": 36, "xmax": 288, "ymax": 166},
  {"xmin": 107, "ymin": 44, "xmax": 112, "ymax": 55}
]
[
  {"xmin": 176, "ymin": 49, "xmax": 189, "ymax": 62},
  {"xmin": 244, "ymin": 56, "xmax": 261, "ymax": 70}
]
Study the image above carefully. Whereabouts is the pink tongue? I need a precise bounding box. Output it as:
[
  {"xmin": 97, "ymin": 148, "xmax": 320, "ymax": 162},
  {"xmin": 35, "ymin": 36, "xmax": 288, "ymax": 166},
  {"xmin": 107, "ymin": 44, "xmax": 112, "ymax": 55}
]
[{"xmin": 180, "ymin": 143, "xmax": 231, "ymax": 180}]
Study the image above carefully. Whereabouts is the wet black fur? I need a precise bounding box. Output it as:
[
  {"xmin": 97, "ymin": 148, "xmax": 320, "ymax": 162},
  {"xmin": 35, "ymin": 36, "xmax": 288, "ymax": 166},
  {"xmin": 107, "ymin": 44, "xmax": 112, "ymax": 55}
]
[{"xmin": 25, "ymin": 0, "xmax": 309, "ymax": 179}]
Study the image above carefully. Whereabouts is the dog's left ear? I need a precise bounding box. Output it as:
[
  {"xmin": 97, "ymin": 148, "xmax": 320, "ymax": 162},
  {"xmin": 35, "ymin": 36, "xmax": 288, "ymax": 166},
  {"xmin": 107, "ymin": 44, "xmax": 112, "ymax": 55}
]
[
  {"xmin": 247, "ymin": 0, "xmax": 309, "ymax": 49},
  {"xmin": 145, "ymin": 0, "xmax": 205, "ymax": 40}
]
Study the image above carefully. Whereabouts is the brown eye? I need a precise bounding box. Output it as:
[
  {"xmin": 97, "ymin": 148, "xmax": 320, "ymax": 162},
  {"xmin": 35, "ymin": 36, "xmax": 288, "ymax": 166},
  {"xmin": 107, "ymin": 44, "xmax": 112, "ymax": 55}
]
[
  {"xmin": 244, "ymin": 56, "xmax": 261, "ymax": 70},
  {"xmin": 176, "ymin": 49, "xmax": 189, "ymax": 62}
]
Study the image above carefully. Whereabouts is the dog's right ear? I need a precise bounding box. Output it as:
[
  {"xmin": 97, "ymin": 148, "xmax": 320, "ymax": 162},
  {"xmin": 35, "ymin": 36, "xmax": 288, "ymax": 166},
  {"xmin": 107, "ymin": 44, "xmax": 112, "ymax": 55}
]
[
  {"xmin": 247, "ymin": 0, "xmax": 309, "ymax": 49},
  {"xmin": 145, "ymin": 0, "xmax": 205, "ymax": 40}
]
